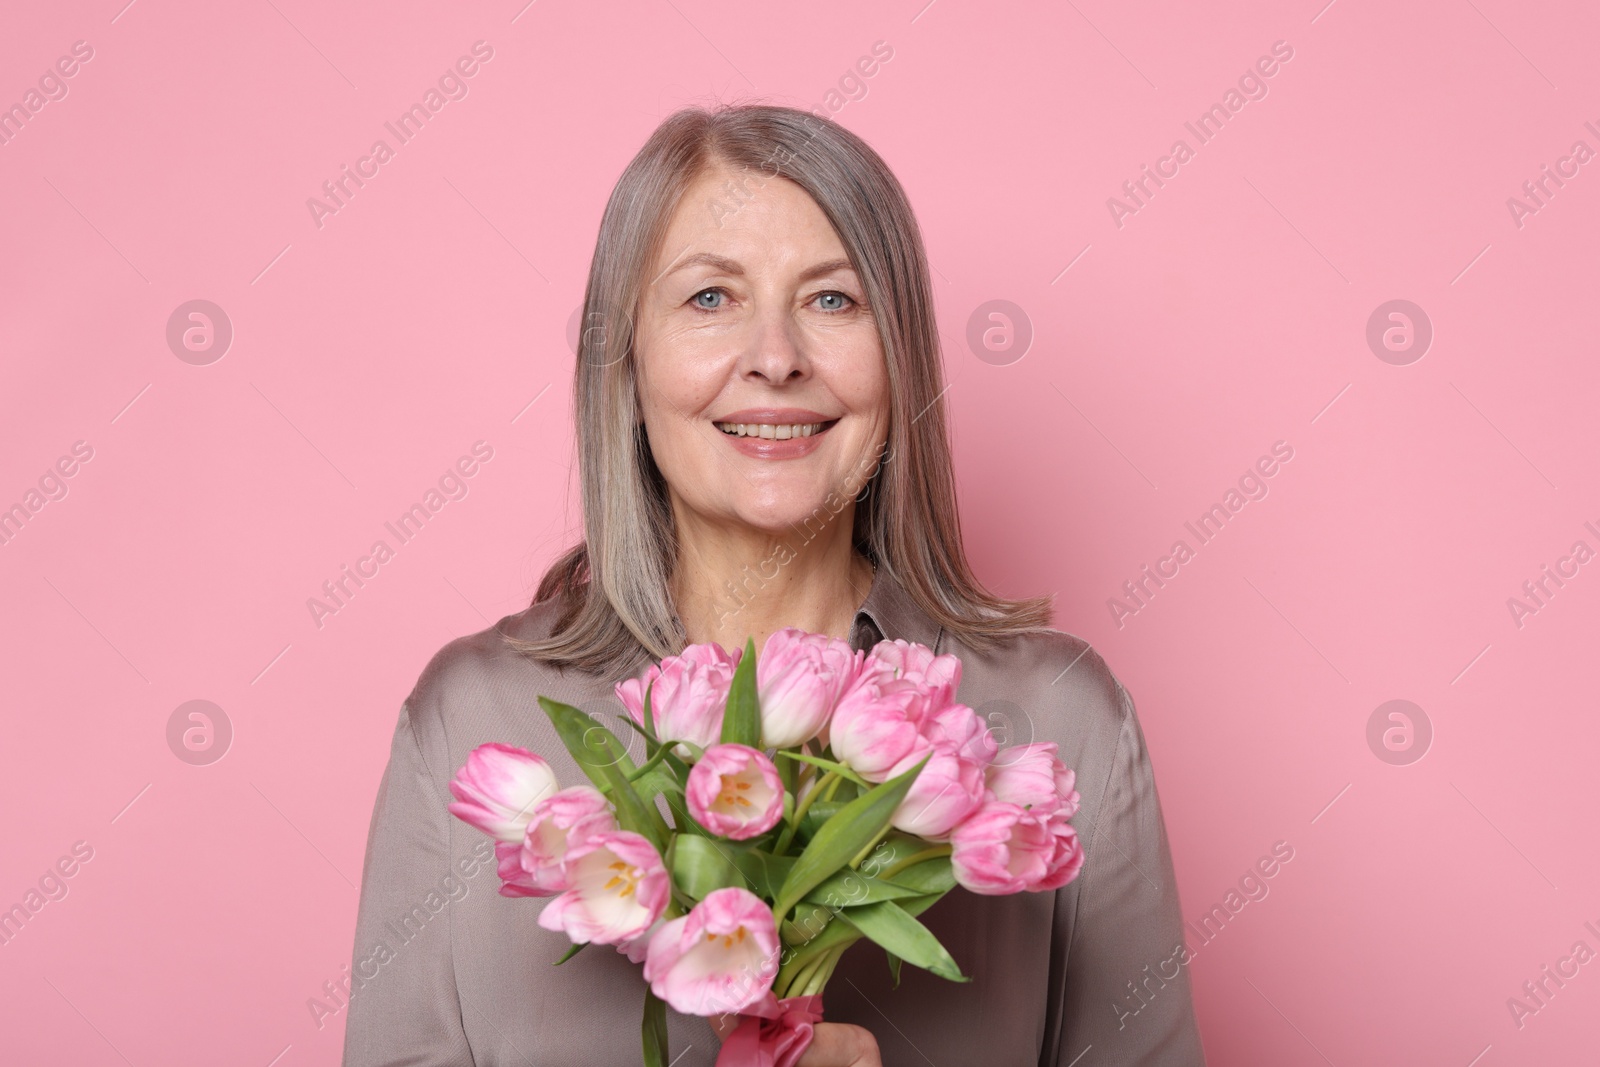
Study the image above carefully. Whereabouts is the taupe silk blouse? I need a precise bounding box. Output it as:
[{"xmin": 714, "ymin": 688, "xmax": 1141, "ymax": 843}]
[{"xmin": 341, "ymin": 567, "xmax": 1207, "ymax": 1065}]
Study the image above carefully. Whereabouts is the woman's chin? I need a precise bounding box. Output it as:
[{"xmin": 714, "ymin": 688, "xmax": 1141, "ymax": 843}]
[{"xmin": 725, "ymin": 498, "xmax": 850, "ymax": 537}]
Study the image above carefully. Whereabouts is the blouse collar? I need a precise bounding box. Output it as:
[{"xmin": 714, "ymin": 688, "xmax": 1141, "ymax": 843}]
[{"xmin": 850, "ymin": 564, "xmax": 943, "ymax": 653}]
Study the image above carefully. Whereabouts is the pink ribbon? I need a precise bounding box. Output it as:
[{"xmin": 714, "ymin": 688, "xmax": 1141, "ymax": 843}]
[{"xmin": 714, "ymin": 993, "xmax": 824, "ymax": 1067}]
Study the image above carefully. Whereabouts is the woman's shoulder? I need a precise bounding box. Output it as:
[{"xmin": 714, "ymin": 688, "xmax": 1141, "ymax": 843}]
[
  {"xmin": 945, "ymin": 624, "xmax": 1126, "ymax": 707},
  {"xmin": 942, "ymin": 624, "xmax": 1134, "ymax": 752},
  {"xmin": 400, "ymin": 597, "xmax": 578, "ymax": 725}
]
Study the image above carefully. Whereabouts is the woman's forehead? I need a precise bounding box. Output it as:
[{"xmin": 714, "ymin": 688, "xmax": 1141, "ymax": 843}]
[{"xmin": 659, "ymin": 167, "xmax": 839, "ymax": 255}]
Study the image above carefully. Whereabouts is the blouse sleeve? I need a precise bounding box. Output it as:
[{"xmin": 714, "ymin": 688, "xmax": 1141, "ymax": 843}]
[
  {"xmin": 1048, "ymin": 677, "xmax": 1207, "ymax": 1065},
  {"xmin": 340, "ymin": 696, "xmax": 478, "ymax": 1066}
]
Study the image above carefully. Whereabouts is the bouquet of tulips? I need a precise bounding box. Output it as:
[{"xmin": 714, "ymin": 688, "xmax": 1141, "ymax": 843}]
[{"xmin": 446, "ymin": 629, "xmax": 1084, "ymax": 1067}]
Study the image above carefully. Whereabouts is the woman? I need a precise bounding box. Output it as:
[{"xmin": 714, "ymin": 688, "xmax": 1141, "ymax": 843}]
[{"xmin": 342, "ymin": 104, "xmax": 1205, "ymax": 1066}]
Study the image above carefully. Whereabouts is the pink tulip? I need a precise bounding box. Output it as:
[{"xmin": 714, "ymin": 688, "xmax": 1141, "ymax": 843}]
[
  {"xmin": 536, "ymin": 830, "xmax": 669, "ymax": 944},
  {"xmin": 617, "ymin": 918, "xmax": 664, "ymax": 964},
  {"xmin": 863, "ymin": 639, "xmax": 962, "ymax": 707},
  {"xmin": 686, "ymin": 744, "xmax": 785, "ymax": 840},
  {"xmin": 949, "ymin": 802, "xmax": 1085, "ymax": 895},
  {"xmin": 920, "ymin": 701, "xmax": 998, "ymax": 767},
  {"xmin": 986, "ymin": 742, "xmax": 1080, "ymax": 817},
  {"xmin": 496, "ymin": 785, "xmax": 617, "ymax": 898},
  {"xmin": 829, "ymin": 673, "xmax": 936, "ymax": 783},
  {"xmin": 757, "ymin": 628, "xmax": 861, "ymax": 749},
  {"xmin": 447, "ymin": 742, "xmax": 559, "ymax": 844},
  {"xmin": 643, "ymin": 887, "xmax": 781, "ymax": 1016},
  {"xmin": 616, "ymin": 642, "xmax": 741, "ymax": 753},
  {"xmin": 886, "ymin": 746, "xmax": 986, "ymax": 840}
]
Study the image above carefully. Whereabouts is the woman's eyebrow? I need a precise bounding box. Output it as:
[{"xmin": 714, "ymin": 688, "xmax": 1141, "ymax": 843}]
[
  {"xmin": 795, "ymin": 257, "xmax": 857, "ymax": 283},
  {"xmin": 662, "ymin": 251, "xmax": 742, "ymax": 278},
  {"xmin": 659, "ymin": 252, "xmax": 857, "ymax": 283}
]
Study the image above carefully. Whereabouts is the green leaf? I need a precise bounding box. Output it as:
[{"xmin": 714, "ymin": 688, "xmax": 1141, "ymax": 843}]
[
  {"xmin": 553, "ymin": 942, "xmax": 587, "ymax": 965},
  {"xmin": 721, "ymin": 636, "xmax": 761, "ymax": 747},
  {"xmin": 837, "ymin": 899, "xmax": 967, "ymax": 983},
  {"xmin": 539, "ymin": 697, "xmax": 665, "ymax": 853},
  {"xmin": 886, "ymin": 952, "xmax": 903, "ymax": 988},
  {"xmin": 854, "ymin": 834, "xmax": 936, "ymax": 880},
  {"xmin": 798, "ymin": 800, "xmax": 845, "ymax": 840},
  {"xmin": 732, "ymin": 849, "xmax": 795, "ymax": 898},
  {"xmin": 779, "ymin": 890, "xmax": 946, "ymax": 979},
  {"xmin": 771, "ymin": 755, "xmax": 928, "ymax": 921},
  {"xmin": 662, "ymin": 748, "xmax": 691, "ymax": 783},
  {"xmin": 781, "ymin": 901, "xmax": 839, "ymax": 947},
  {"xmin": 775, "ymin": 751, "xmax": 871, "ymax": 788},
  {"xmin": 540, "ymin": 695, "xmax": 639, "ymax": 786},
  {"xmin": 671, "ymin": 835, "xmax": 744, "ymax": 900},
  {"xmin": 782, "ymin": 868, "xmax": 931, "ymax": 954},
  {"xmin": 662, "ymin": 790, "xmax": 711, "ymax": 838},
  {"xmin": 642, "ymin": 988, "xmax": 669, "ymax": 1067},
  {"xmin": 881, "ymin": 855, "xmax": 957, "ymax": 897},
  {"xmin": 631, "ymin": 766, "xmax": 682, "ymax": 815},
  {"xmin": 616, "ymin": 714, "xmax": 655, "ymax": 747},
  {"xmin": 804, "ymin": 869, "xmax": 924, "ymax": 907},
  {"xmin": 641, "ymin": 678, "xmax": 658, "ymax": 748},
  {"xmin": 892, "ymin": 891, "xmax": 946, "ymax": 918}
]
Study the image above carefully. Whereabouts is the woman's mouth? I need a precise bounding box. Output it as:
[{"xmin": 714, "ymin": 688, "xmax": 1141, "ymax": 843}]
[
  {"xmin": 710, "ymin": 411, "xmax": 840, "ymax": 459},
  {"xmin": 714, "ymin": 419, "xmax": 839, "ymax": 440}
]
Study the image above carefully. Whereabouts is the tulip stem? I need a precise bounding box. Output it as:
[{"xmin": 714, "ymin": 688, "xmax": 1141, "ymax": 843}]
[
  {"xmin": 877, "ymin": 845, "xmax": 952, "ymax": 882},
  {"xmin": 776, "ymin": 930, "xmax": 862, "ymax": 1000},
  {"xmin": 775, "ymin": 770, "xmax": 837, "ymax": 855},
  {"xmin": 779, "ymin": 752, "xmax": 799, "ymax": 798},
  {"xmin": 848, "ymin": 823, "xmax": 894, "ymax": 870},
  {"xmin": 777, "ymin": 944, "xmax": 827, "ymax": 1000},
  {"xmin": 793, "ymin": 770, "xmax": 836, "ymax": 825},
  {"xmin": 801, "ymin": 944, "xmax": 847, "ymax": 997},
  {"xmin": 779, "ymin": 951, "xmax": 823, "ymax": 1001},
  {"xmin": 622, "ymin": 742, "xmax": 675, "ymax": 784}
]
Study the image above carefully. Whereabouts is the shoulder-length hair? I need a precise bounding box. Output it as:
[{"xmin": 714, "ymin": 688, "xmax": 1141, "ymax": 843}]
[{"xmin": 506, "ymin": 102, "xmax": 1054, "ymax": 673}]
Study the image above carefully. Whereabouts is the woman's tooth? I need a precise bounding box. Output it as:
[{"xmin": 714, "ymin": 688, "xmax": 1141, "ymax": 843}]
[{"xmin": 719, "ymin": 422, "xmax": 825, "ymax": 439}]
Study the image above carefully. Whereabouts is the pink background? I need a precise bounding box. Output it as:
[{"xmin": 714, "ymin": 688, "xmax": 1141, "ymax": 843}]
[{"xmin": 3, "ymin": 0, "xmax": 1597, "ymax": 1063}]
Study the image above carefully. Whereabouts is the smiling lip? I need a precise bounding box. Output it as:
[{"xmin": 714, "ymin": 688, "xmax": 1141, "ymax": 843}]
[
  {"xmin": 713, "ymin": 408, "xmax": 836, "ymax": 424},
  {"xmin": 712, "ymin": 408, "xmax": 839, "ymax": 459}
]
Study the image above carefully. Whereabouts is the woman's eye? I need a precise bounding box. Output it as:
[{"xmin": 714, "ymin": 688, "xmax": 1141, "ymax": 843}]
[
  {"xmin": 815, "ymin": 291, "xmax": 854, "ymax": 312},
  {"xmin": 691, "ymin": 288, "xmax": 726, "ymax": 311}
]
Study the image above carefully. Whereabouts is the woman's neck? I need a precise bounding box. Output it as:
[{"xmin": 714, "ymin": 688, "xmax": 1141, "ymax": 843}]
[{"xmin": 667, "ymin": 507, "xmax": 874, "ymax": 652}]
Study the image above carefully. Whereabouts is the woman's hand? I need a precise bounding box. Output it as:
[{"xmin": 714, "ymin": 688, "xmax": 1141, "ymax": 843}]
[
  {"xmin": 793, "ymin": 1022, "xmax": 881, "ymax": 1066},
  {"xmin": 711, "ymin": 1014, "xmax": 882, "ymax": 1067}
]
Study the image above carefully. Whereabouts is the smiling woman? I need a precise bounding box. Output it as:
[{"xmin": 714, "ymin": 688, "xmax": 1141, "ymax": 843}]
[
  {"xmin": 516, "ymin": 105, "xmax": 1058, "ymax": 674},
  {"xmin": 342, "ymin": 103, "xmax": 1205, "ymax": 1067},
  {"xmin": 628, "ymin": 159, "xmax": 895, "ymax": 654}
]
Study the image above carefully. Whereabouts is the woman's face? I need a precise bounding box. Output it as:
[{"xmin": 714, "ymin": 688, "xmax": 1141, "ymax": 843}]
[{"xmin": 633, "ymin": 161, "xmax": 890, "ymax": 537}]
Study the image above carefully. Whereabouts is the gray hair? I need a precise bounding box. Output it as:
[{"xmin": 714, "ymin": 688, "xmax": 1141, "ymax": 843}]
[{"xmin": 506, "ymin": 103, "xmax": 1053, "ymax": 673}]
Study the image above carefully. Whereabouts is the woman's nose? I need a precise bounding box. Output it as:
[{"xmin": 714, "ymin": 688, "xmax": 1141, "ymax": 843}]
[{"xmin": 737, "ymin": 306, "xmax": 809, "ymax": 384}]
